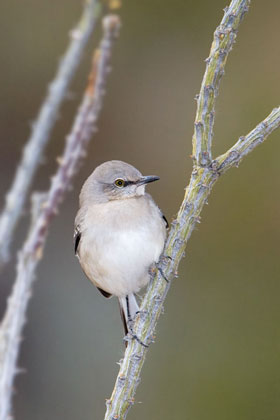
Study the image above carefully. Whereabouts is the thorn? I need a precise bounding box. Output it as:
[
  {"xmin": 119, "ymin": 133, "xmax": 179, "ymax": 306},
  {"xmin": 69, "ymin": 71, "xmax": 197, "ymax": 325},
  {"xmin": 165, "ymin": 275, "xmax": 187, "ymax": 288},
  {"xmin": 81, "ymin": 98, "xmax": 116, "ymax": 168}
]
[
  {"xmin": 108, "ymin": 0, "xmax": 122, "ymax": 10},
  {"xmin": 154, "ymin": 294, "xmax": 163, "ymax": 303},
  {"xmin": 16, "ymin": 367, "xmax": 27, "ymax": 375},
  {"xmin": 56, "ymin": 156, "xmax": 64, "ymax": 165},
  {"xmin": 118, "ymin": 373, "xmax": 126, "ymax": 381},
  {"xmin": 102, "ymin": 15, "xmax": 122, "ymax": 37},
  {"xmin": 133, "ymin": 353, "xmax": 142, "ymax": 361},
  {"xmin": 128, "ymin": 397, "xmax": 135, "ymax": 405},
  {"xmin": 35, "ymin": 246, "xmax": 43, "ymax": 260},
  {"xmin": 70, "ymin": 29, "xmax": 82, "ymax": 40}
]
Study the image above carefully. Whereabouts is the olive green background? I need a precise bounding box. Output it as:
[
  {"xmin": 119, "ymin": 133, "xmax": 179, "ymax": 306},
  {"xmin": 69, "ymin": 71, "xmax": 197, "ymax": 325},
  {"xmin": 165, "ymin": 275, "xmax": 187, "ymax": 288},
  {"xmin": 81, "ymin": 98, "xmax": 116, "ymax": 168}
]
[{"xmin": 0, "ymin": 1, "xmax": 279, "ymax": 419}]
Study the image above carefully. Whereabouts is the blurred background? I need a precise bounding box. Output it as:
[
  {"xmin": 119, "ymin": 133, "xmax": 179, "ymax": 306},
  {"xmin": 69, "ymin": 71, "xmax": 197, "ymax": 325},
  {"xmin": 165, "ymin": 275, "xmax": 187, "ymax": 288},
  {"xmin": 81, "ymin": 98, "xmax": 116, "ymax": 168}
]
[{"xmin": 0, "ymin": 0, "xmax": 280, "ymax": 419}]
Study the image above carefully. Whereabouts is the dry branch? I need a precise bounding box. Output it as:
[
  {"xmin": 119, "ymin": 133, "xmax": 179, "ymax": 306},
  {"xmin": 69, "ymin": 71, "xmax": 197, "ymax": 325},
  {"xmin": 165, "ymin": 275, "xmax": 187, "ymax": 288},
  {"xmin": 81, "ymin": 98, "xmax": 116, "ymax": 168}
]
[
  {"xmin": 104, "ymin": 106, "xmax": 280, "ymax": 420},
  {"xmin": 0, "ymin": 15, "xmax": 121, "ymax": 420},
  {"xmin": 103, "ymin": 1, "xmax": 280, "ymax": 419},
  {"xmin": 192, "ymin": 0, "xmax": 249, "ymax": 167},
  {"xmin": 0, "ymin": 0, "xmax": 102, "ymax": 269}
]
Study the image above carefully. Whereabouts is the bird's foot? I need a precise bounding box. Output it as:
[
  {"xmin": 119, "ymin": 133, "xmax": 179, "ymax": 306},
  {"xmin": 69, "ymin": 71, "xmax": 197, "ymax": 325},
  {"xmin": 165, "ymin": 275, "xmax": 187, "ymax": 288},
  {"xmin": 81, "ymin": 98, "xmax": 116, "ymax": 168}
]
[
  {"xmin": 157, "ymin": 264, "xmax": 169, "ymax": 283},
  {"xmin": 149, "ymin": 254, "xmax": 172, "ymax": 283},
  {"xmin": 125, "ymin": 317, "xmax": 149, "ymax": 348},
  {"xmin": 157, "ymin": 254, "xmax": 173, "ymax": 282}
]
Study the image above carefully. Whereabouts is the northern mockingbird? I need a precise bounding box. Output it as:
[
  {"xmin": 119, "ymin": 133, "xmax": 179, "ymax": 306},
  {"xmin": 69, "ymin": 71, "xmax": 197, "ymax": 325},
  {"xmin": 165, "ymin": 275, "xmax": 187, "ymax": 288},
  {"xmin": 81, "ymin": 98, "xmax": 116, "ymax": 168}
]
[{"xmin": 74, "ymin": 160, "xmax": 168, "ymax": 340}]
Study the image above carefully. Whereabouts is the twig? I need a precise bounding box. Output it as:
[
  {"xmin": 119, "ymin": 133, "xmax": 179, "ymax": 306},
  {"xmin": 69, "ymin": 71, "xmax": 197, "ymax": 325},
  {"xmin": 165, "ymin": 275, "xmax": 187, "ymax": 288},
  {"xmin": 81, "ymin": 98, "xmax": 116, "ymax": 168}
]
[
  {"xmin": 0, "ymin": 15, "xmax": 121, "ymax": 420},
  {"xmin": 103, "ymin": 2, "xmax": 280, "ymax": 419},
  {"xmin": 213, "ymin": 107, "xmax": 280, "ymax": 173},
  {"xmin": 192, "ymin": 0, "xmax": 250, "ymax": 167},
  {"xmin": 0, "ymin": 0, "xmax": 102, "ymax": 269}
]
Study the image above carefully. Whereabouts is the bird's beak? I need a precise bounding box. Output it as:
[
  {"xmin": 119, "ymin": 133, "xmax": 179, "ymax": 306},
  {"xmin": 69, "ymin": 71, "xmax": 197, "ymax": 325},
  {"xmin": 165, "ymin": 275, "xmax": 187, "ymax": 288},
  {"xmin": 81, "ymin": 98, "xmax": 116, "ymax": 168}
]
[{"xmin": 137, "ymin": 175, "xmax": 160, "ymax": 186}]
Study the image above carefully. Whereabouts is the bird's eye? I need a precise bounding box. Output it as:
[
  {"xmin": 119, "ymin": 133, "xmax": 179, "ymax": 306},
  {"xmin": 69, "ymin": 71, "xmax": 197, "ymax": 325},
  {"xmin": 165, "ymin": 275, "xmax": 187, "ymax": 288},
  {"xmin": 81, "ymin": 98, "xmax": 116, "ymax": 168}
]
[{"xmin": 114, "ymin": 178, "xmax": 125, "ymax": 188}]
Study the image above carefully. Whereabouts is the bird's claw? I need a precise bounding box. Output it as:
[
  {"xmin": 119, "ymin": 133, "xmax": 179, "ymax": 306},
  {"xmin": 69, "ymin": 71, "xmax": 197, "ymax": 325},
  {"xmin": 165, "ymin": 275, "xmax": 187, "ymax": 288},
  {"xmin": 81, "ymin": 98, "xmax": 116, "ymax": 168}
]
[{"xmin": 125, "ymin": 317, "xmax": 149, "ymax": 348}]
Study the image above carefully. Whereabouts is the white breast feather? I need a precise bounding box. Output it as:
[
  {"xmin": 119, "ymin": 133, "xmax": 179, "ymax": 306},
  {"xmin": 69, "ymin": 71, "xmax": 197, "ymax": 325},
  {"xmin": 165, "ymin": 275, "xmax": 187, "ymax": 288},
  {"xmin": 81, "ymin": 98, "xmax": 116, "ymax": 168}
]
[{"xmin": 78, "ymin": 197, "xmax": 166, "ymax": 297}]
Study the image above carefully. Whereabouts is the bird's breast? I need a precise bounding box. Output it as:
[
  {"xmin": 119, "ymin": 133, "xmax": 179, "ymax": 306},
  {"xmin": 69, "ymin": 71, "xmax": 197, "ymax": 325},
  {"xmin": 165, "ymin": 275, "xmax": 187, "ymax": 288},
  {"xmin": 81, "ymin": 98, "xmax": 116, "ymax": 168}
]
[{"xmin": 78, "ymin": 197, "xmax": 166, "ymax": 296}]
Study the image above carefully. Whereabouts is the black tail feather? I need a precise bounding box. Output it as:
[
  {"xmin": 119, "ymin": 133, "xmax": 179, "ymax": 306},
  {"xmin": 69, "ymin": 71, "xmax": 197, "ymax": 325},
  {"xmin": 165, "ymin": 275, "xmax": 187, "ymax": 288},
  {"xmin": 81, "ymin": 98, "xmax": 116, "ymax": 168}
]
[{"xmin": 119, "ymin": 302, "xmax": 128, "ymax": 337}]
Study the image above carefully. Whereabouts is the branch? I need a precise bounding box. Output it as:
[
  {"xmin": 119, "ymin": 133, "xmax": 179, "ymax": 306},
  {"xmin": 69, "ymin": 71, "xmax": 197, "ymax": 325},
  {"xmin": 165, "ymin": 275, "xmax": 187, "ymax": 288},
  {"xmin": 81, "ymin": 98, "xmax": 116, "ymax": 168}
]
[
  {"xmin": 192, "ymin": 0, "xmax": 250, "ymax": 167},
  {"xmin": 0, "ymin": 0, "xmax": 102, "ymax": 269},
  {"xmin": 103, "ymin": 2, "xmax": 280, "ymax": 420},
  {"xmin": 104, "ymin": 108, "xmax": 280, "ymax": 420},
  {"xmin": 0, "ymin": 15, "xmax": 121, "ymax": 420},
  {"xmin": 213, "ymin": 107, "xmax": 280, "ymax": 173}
]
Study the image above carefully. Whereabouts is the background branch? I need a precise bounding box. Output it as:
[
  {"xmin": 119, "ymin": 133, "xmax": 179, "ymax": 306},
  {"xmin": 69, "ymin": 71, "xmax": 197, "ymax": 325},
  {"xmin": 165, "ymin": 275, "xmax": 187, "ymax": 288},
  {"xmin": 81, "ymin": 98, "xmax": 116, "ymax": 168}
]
[
  {"xmin": 0, "ymin": 15, "xmax": 121, "ymax": 420},
  {"xmin": 0, "ymin": 0, "xmax": 102, "ymax": 269}
]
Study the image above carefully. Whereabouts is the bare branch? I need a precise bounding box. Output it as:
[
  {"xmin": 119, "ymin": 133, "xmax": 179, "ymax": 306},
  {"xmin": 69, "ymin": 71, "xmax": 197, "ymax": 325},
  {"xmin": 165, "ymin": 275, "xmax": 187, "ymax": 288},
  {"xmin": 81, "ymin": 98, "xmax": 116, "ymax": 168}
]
[
  {"xmin": 213, "ymin": 107, "xmax": 280, "ymax": 173},
  {"xmin": 0, "ymin": 0, "xmax": 102, "ymax": 269},
  {"xmin": 192, "ymin": 0, "xmax": 250, "ymax": 167},
  {"xmin": 103, "ymin": 2, "xmax": 280, "ymax": 419},
  {"xmin": 104, "ymin": 107, "xmax": 280, "ymax": 420},
  {"xmin": 0, "ymin": 15, "xmax": 121, "ymax": 420}
]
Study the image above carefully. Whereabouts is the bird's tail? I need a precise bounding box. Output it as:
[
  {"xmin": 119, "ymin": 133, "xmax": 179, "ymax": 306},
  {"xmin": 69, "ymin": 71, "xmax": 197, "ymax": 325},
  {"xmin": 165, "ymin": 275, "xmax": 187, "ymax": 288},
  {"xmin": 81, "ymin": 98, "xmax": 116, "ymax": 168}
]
[{"xmin": 118, "ymin": 293, "xmax": 139, "ymax": 337}]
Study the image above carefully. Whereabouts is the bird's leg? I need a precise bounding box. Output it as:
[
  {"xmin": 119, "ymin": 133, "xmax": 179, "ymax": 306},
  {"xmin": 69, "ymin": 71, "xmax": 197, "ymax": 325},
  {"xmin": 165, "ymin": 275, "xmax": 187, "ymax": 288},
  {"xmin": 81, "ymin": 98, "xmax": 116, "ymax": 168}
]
[
  {"xmin": 127, "ymin": 327, "xmax": 149, "ymax": 348},
  {"xmin": 158, "ymin": 253, "xmax": 173, "ymax": 282},
  {"xmin": 125, "ymin": 296, "xmax": 149, "ymax": 348},
  {"xmin": 156, "ymin": 264, "xmax": 169, "ymax": 282},
  {"xmin": 149, "ymin": 256, "xmax": 170, "ymax": 283}
]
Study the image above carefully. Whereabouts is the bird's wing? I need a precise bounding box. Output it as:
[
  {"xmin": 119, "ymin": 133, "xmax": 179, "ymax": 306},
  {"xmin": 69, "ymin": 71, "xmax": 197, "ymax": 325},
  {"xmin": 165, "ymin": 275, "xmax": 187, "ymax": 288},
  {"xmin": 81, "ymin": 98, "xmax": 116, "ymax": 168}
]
[
  {"xmin": 118, "ymin": 294, "xmax": 140, "ymax": 340},
  {"xmin": 74, "ymin": 224, "xmax": 112, "ymax": 298},
  {"xmin": 74, "ymin": 225, "xmax": 81, "ymax": 255},
  {"xmin": 162, "ymin": 213, "xmax": 169, "ymax": 229},
  {"xmin": 97, "ymin": 287, "xmax": 112, "ymax": 298}
]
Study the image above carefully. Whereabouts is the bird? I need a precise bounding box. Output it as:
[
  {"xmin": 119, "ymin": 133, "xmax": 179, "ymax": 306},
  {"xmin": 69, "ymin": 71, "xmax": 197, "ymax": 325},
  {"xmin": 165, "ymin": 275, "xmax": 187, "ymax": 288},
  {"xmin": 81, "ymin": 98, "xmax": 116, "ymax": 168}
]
[{"xmin": 74, "ymin": 160, "xmax": 168, "ymax": 341}]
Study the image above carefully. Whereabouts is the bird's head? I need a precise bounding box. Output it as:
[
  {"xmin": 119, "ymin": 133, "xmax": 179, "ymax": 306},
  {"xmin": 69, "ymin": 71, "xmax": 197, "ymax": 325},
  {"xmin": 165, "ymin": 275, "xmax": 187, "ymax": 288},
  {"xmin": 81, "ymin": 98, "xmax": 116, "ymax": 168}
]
[{"xmin": 80, "ymin": 160, "xmax": 160, "ymax": 204}]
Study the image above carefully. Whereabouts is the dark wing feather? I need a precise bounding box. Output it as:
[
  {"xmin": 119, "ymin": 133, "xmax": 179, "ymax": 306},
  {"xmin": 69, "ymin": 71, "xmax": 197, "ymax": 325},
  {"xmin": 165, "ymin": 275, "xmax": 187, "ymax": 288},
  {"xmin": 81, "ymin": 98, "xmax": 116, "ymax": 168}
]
[
  {"xmin": 97, "ymin": 287, "xmax": 112, "ymax": 298},
  {"xmin": 162, "ymin": 213, "xmax": 169, "ymax": 229},
  {"xmin": 74, "ymin": 226, "xmax": 81, "ymax": 255}
]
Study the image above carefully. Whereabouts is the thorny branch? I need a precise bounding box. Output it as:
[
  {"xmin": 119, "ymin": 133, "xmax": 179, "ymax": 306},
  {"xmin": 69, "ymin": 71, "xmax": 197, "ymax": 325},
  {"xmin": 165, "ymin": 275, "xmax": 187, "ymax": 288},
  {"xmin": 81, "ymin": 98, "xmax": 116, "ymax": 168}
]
[
  {"xmin": 0, "ymin": 0, "xmax": 102, "ymax": 269},
  {"xmin": 103, "ymin": 2, "xmax": 280, "ymax": 420},
  {"xmin": 0, "ymin": 15, "xmax": 121, "ymax": 420},
  {"xmin": 192, "ymin": 0, "xmax": 249, "ymax": 167},
  {"xmin": 104, "ymin": 107, "xmax": 280, "ymax": 420}
]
